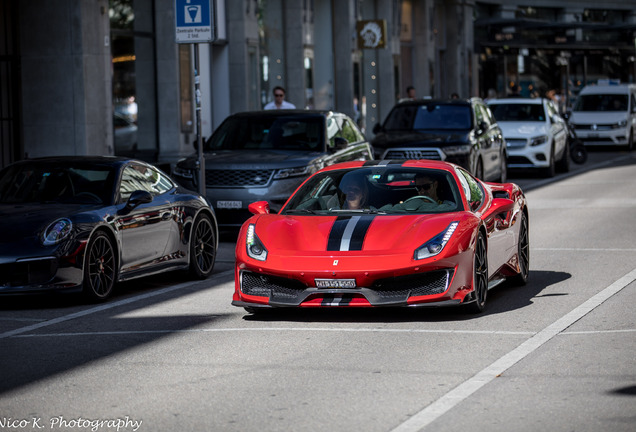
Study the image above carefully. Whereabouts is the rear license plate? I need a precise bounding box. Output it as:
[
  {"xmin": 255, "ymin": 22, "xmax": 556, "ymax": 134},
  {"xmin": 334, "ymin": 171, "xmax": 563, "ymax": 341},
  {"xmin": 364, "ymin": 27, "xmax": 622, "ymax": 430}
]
[
  {"xmin": 315, "ymin": 279, "xmax": 356, "ymax": 289},
  {"xmin": 216, "ymin": 200, "xmax": 242, "ymax": 209}
]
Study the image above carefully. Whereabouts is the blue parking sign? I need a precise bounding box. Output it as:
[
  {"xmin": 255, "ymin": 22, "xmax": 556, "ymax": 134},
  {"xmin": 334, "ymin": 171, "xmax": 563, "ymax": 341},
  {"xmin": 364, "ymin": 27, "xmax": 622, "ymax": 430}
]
[{"xmin": 175, "ymin": 0, "xmax": 214, "ymax": 43}]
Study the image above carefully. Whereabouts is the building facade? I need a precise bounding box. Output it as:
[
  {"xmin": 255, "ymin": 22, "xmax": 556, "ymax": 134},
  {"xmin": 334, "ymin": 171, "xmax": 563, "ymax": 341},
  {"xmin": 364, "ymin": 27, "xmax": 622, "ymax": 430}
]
[{"xmin": 1, "ymin": 0, "xmax": 635, "ymax": 170}]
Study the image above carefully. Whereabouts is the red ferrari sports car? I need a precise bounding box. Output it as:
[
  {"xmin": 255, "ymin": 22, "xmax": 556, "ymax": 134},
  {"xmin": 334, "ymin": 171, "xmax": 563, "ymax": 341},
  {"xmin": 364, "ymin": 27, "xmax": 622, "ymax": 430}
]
[{"xmin": 232, "ymin": 160, "xmax": 529, "ymax": 313}]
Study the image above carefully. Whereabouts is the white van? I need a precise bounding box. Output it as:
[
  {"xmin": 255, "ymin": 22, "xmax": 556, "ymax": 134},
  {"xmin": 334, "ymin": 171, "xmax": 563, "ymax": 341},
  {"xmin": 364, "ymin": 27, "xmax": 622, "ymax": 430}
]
[{"xmin": 569, "ymin": 82, "xmax": 636, "ymax": 150}]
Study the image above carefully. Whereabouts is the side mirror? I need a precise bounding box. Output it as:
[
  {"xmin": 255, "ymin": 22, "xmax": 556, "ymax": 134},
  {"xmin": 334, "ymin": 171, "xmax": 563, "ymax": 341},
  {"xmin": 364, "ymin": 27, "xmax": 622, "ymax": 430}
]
[
  {"xmin": 479, "ymin": 121, "xmax": 488, "ymax": 133},
  {"xmin": 124, "ymin": 190, "xmax": 153, "ymax": 211},
  {"xmin": 483, "ymin": 197, "xmax": 515, "ymax": 219},
  {"xmin": 192, "ymin": 137, "xmax": 208, "ymax": 152},
  {"xmin": 372, "ymin": 123, "xmax": 382, "ymax": 134},
  {"xmin": 248, "ymin": 201, "xmax": 270, "ymax": 215}
]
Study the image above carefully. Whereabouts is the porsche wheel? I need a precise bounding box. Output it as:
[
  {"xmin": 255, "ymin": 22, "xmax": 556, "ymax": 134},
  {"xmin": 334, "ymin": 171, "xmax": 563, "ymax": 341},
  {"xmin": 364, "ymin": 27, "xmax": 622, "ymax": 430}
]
[
  {"xmin": 511, "ymin": 211, "xmax": 529, "ymax": 286},
  {"xmin": 82, "ymin": 231, "xmax": 116, "ymax": 301},
  {"xmin": 467, "ymin": 232, "xmax": 488, "ymax": 313},
  {"xmin": 189, "ymin": 213, "xmax": 216, "ymax": 279}
]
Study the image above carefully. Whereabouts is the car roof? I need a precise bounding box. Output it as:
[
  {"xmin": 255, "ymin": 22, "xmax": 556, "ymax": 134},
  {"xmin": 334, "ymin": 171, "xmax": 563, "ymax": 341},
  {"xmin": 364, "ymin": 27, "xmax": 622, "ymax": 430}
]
[
  {"xmin": 488, "ymin": 97, "xmax": 545, "ymax": 105},
  {"xmin": 6, "ymin": 156, "xmax": 145, "ymax": 169},
  {"xmin": 394, "ymin": 98, "xmax": 474, "ymax": 107},
  {"xmin": 227, "ymin": 110, "xmax": 343, "ymax": 119}
]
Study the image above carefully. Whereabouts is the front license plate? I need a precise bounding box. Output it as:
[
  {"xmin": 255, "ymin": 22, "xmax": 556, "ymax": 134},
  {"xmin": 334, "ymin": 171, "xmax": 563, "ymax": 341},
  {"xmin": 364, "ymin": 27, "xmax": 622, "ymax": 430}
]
[
  {"xmin": 216, "ymin": 200, "xmax": 242, "ymax": 209},
  {"xmin": 315, "ymin": 279, "xmax": 356, "ymax": 289}
]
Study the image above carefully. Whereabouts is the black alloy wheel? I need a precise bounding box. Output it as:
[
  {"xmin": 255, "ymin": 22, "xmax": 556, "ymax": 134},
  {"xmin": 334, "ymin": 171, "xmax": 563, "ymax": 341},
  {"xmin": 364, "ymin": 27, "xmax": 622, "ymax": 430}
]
[
  {"xmin": 475, "ymin": 158, "xmax": 484, "ymax": 181},
  {"xmin": 511, "ymin": 211, "xmax": 529, "ymax": 286},
  {"xmin": 83, "ymin": 231, "xmax": 116, "ymax": 301},
  {"xmin": 467, "ymin": 232, "xmax": 488, "ymax": 313},
  {"xmin": 189, "ymin": 213, "xmax": 216, "ymax": 278},
  {"xmin": 543, "ymin": 145, "xmax": 556, "ymax": 177}
]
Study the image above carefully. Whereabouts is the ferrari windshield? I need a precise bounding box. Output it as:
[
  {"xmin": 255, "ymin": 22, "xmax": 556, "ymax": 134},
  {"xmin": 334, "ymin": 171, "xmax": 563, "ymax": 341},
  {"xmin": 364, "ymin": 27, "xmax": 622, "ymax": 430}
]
[
  {"xmin": 383, "ymin": 104, "xmax": 472, "ymax": 131},
  {"xmin": 283, "ymin": 167, "xmax": 463, "ymax": 215},
  {"xmin": 0, "ymin": 162, "xmax": 115, "ymax": 205},
  {"xmin": 205, "ymin": 114, "xmax": 325, "ymax": 152}
]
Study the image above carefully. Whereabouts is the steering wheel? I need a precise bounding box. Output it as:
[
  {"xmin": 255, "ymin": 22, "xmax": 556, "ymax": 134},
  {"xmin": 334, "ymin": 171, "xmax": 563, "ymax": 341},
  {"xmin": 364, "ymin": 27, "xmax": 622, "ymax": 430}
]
[{"xmin": 403, "ymin": 195, "xmax": 436, "ymax": 204}]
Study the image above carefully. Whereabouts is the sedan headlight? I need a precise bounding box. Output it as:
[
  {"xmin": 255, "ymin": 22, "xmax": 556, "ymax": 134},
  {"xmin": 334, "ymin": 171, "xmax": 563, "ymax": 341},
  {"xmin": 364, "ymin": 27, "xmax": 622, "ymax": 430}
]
[
  {"xmin": 274, "ymin": 166, "xmax": 312, "ymax": 179},
  {"xmin": 530, "ymin": 135, "xmax": 548, "ymax": 146},
  {"xmin": 443, "ymin": 145, "xmax": 472, "ymax": 156},
  {"xmin": 246, "ymin": 224, "xmax": 268, "ymax": 261},
  {"xmin": 414, "ymin": 222, "xmax": 458, "ymax": 260},
  {"xmin": 42, "ymin": 218, "xmax": 73, "ymax": 246}
]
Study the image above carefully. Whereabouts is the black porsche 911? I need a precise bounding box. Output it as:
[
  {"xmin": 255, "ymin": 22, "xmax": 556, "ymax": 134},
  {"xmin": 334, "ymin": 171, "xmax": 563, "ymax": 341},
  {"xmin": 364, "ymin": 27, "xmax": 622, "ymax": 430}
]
[{"xmin": 0, "ymin": 156, "xmax": 218, "ymax": 301}]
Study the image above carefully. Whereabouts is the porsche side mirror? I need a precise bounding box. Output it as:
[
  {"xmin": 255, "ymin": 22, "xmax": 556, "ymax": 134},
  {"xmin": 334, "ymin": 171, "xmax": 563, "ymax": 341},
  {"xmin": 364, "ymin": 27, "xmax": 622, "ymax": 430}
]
[
  {"xmin": 124, "ymin": 190, "xmax": 153, "ymax": 211},
  {"xmin": 248, "ymin": 201, "xmax": 270, "ymax": 215}
]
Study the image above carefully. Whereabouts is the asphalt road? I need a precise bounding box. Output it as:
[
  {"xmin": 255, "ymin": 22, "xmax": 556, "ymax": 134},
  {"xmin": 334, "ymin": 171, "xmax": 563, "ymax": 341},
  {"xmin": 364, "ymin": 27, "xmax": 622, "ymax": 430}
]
[{"xmin": 1, "ymin": 148, "xmax": 635, "ymax": 432}]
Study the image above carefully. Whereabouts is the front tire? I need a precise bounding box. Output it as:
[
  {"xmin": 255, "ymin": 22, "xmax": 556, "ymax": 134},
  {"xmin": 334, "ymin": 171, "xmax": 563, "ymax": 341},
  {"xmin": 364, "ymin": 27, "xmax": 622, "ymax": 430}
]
[
  {"xmin": 467, "ymin": 232, "xmax": 488, "ymax": 313},
  {"xmin": 82, "ymin": 231, "xmax": 116, "ymax": 301},
  {"xmin": 189, "ymin": 213, "xmax": 216, "ymax": 279}
]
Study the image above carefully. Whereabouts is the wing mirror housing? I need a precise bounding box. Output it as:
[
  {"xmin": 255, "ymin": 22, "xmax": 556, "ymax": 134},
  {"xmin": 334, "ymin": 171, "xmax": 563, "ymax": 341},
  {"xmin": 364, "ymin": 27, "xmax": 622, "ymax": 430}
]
[
  {"xmin": 123, "ymin": 190, "xmax": 153, "ymax": 212},
  {"xmin": 248, "ymin": 201, "xmax": 270, "ymax": 215}
]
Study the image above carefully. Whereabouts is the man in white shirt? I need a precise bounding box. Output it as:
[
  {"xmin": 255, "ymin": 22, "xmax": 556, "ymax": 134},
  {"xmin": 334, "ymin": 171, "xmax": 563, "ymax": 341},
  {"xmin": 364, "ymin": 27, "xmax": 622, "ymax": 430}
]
[{"xmin": 264, "ymin": 86, "xmax": 296, "ymax": 110}]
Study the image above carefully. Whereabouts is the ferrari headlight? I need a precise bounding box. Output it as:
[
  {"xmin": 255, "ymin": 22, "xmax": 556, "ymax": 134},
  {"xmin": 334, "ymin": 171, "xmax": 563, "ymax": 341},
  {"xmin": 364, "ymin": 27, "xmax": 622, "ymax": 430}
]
[
  {"xmin": 42, "ymin": 218, "xmax": 73, "ymax": 246},
  {"xmin": 414, "ymin": 222, "xmax": 459, "ymax": 260},
  {"xmin": 246, "ymin": 224, "xmax": 268, "ymax": 261},
  {"xmin": 274, "ymin": 166, "xmax": 311, "ymax": 179},
  {"xmin": 530, "ymin": 135, "xmax": 548, "ymax": 146}
]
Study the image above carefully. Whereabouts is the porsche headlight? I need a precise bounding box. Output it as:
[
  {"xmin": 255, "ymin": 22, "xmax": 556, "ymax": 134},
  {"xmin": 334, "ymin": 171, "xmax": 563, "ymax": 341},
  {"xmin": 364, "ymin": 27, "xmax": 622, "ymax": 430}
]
[
  {"xmin": 530, "ymin": 135, "xmax": 548, "ymax": 146},
  {"xmin": 414, "ymin": 222, "xmax": 459, "ymax": 260},
  {"xmin": 246, "ymin": 224, "xmax": 268, "ymax": 261},
  {"xmin": 42, "ymin": 218, "xmax": 73, "ymax": 246}
]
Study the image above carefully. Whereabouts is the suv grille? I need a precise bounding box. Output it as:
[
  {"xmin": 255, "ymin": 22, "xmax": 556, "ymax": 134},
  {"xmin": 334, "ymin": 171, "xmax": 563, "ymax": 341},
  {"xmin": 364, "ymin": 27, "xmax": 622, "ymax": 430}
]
[
  {"xmin": 206, "ymin": 169, "xmax": 274, "ymax": 187},
  {"xmin": 383, "ymin": 149, "xmax": 443, "ymax": 160}
]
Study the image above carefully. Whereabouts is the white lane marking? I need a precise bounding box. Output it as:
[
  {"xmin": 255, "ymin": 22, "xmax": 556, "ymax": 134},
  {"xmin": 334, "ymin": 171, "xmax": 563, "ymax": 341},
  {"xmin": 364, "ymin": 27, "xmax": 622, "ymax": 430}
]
[
  {"xmin": 390, "ymin": 266, "xmax": 636, "ymax": 432},
  {"xmin": 12, "ymin": 328, "xmax": 535, "ymax": 338},
  {"xmin": 0, "ymin": 269, "xmax": 235, "ymax": 340}
]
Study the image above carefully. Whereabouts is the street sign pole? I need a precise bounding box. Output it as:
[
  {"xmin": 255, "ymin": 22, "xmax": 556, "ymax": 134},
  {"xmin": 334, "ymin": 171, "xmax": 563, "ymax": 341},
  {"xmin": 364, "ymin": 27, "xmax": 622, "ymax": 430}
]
[
  {"xmin": 174, "ymin": 0, "xmax": 214, "ymax": 196},
  {"xmin": 193, "ymin": 44, "xmax": 205, "ymax": 196}
]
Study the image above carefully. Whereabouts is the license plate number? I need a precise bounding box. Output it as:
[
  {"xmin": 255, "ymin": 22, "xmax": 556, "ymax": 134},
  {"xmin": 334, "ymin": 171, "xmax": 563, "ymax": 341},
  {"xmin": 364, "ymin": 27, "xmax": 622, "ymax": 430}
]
[
  {"xmin": 315, "ymin": 279, "xmax": 356, "ymax": 289},
  {"xmin": 216, "ymin": 200, "xmax": 242, "ymax": 209}
]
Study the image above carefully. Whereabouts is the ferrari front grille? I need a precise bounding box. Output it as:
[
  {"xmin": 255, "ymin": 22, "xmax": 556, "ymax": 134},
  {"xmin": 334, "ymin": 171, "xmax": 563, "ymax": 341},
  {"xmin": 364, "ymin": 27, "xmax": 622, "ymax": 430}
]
[
  {"xmin": 371, "ymin": 269, "xmax": 453, "ymax": 298},
  {"xmin": 241, "ymin": 271, "xmax": 306, "ymax": 299},
  {"xmin": 205, "ymin": 169, "xmax": 274, "ymax": 187}
]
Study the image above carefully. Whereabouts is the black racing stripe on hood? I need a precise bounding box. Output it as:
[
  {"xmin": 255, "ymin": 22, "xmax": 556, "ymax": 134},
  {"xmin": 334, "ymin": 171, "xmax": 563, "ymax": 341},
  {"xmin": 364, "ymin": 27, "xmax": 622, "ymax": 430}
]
[
  {"xmin": 327, "ymin": 216, "xmax": 351, "ymax": 251},
  {"xmin": 348, "ymin": 215, "xmax": 374, "ymax": 250},
  {"xmin": 327, "ymin": 215, "xmax": 375, "ymax": 251}
]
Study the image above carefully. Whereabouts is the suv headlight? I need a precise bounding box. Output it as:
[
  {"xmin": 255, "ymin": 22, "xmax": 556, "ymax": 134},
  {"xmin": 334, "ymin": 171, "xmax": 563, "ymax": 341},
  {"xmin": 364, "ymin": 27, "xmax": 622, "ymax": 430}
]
[
  {"xmin": 173, "ymin": 165, "xmax": 195, "ymax": 179},
  {"xmin": 414, "ymin": 222, "xmax": 458, "ymax": 260},
  {"xmin": 530, "ymin": 135, "xmax": 548, "ymax": 146},
  {"xmin": 274, "ymin": 166, "xmax": 312, "ymax": 179},
  {"xmin": 443, "ymin": 145, "xmax": 471, "ymax": 156},
  {"xmin": 246, "ymin": 224, "xmax": 268, "ymax": 261},
  {"xmin": 615, "ymin": 119, "xmax": 627, "ymax": 128}
]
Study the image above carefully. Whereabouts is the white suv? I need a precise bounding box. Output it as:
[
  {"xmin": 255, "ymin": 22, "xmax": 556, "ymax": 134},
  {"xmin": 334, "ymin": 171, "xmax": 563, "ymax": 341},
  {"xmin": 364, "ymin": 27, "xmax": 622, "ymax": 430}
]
[{"xmin": 488, "ymin": 98, "xmax": 569, "ymax": 177}]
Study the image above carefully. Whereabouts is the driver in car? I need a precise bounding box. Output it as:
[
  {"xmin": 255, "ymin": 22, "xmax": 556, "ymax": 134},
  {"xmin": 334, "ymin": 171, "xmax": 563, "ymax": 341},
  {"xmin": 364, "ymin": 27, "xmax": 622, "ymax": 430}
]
[{"xmin": 413, "ymin": 173, "xmax": 442, "ymax": 204}]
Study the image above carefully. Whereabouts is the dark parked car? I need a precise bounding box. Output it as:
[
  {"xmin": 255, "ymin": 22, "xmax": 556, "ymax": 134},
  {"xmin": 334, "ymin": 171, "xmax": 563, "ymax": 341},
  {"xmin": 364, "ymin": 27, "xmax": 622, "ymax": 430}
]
[
  {"xmin": 371, "ymin": 98, "xmax": 507, "ymax": 181},
  {"xmin": 0, "ymin": 156, "xmax": 218, "ymax": 301},
  {"xmin": 173, "ymin": 110, "xmax": 373, "ymax": 227}
]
